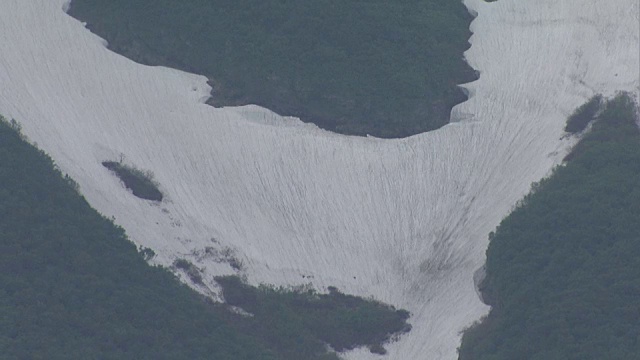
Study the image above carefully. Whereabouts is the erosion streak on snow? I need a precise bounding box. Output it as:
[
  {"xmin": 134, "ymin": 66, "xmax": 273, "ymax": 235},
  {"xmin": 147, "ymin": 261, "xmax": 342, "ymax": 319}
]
[{"xmin": 0, "ymin": 0, "xmax": 637, "ymax": 359}]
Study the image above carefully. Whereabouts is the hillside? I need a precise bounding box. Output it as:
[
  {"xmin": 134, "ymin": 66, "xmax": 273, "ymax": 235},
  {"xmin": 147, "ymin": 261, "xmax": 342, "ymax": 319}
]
[
  {"xmin": 459, "ymin": 93, "xmax": 640, "ymax": 359},
  {"xmin": 68, "ymin": 0, "xmax": 477, "ymax": 138},
  {"xmin": 0, "ymin": 116, "xmax": 409, "ymax": 359},
  {"xmin": 0, "ymin": 0, "xmax": 637, "ymax": 359}
]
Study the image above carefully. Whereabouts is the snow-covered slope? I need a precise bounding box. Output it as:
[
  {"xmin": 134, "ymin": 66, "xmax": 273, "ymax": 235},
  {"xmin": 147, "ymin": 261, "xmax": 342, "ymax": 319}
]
[{"xmin": 0, "ymin": 0, "xmax": 637, "ymax": 358}]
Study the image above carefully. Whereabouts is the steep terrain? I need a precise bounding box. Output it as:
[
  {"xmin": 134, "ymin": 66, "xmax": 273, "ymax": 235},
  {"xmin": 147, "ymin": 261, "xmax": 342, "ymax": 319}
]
[
  {"xmin": 0, "ymin": 116, "xmax": 409, "ymax": 359},
  {"xmin": 0, "ymin": 0, "xmax": 637, "ymax": 358},
  {"xmin": 459, "ymin": 93, "xmax": 640, "ymax": 360},
  {"xmin": 68, "ymin": 0, "xmax": 477, "ymax": 138}
]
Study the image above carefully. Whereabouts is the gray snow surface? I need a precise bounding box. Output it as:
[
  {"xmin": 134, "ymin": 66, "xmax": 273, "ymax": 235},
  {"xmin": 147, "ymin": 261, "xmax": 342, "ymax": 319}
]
[{"xmin": 0, "ymin": 0, "xmax": 637, "ymax": 358}]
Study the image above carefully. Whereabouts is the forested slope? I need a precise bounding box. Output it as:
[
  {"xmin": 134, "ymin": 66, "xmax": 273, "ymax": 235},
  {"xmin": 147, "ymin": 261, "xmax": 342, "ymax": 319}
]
[
  {"xmin": 0, "ymin": 117, "xmax": 409, "ymax": 359},
  {"xmin": 68, "ymin": 0, "xmax": 476, "ymax": 138},
  {"xmin": 458, "ymin": 93, "xmax": 640, "ymax": 360}
]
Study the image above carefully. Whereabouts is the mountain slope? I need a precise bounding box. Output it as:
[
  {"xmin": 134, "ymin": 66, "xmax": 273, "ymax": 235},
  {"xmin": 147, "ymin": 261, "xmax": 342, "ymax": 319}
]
[
  {"xmin": 0, "ymin": 116, "xmax": 409, "ymax": 359},
  {"xmin": 0, "ymin": 117, "xmax": 274, "ymax": 360},
  {"xmin": 459, "ymin": 93, "xmax": 640, "ymax": 359},
  {"xmin": 0, "ymin": 0, "xmax": 637, "ymax": 358},
  {"xmin": 68, "ymin": 0, "xmax": 477, "ymax": 138}
]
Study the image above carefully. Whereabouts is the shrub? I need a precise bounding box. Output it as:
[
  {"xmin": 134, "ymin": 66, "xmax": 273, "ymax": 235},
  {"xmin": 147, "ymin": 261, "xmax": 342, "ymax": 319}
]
[
  {"xmin": 139, "ymin": 246, "xmax": 156, "ymax": 261},
  {"xmin": 564, "ymin": 94, "xmax": 603, "ymax": 133},
  {"xmin": 102, "ymin": 161, "xmax": 163, "ymax": 201},
  {"xmin": 173, "ymin": 259, "xmax": 203, "ymax": 285}
]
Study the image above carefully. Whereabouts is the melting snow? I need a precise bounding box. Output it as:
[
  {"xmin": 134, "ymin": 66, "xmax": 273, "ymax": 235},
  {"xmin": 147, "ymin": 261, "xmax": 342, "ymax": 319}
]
[{"xmin": 0, "ymin": 0, "xmax": 637, "ymax": 358}]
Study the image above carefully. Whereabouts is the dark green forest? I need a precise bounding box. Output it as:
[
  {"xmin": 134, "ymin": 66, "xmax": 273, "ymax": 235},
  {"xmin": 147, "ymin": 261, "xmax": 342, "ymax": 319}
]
[
  {"xmin": 458, "ymin": 93, "xmax": 640, "ymax": 360},
  {"xmin": 0, "ymin": 117, "xmax": 409, "ymax": 359},
  {"xmin": 564, "ymin": 94, "xmax": 602, "ymax": 134},
  {"xmin": 102, "ymin": 161, "xmax": 163, "ymax": 201},
  {"xmin": 217, "ymin": 277, "xmax": 410, "ymax": 356},
  {"xmin": 68, "ymin": 0, "xmax": 476, "ymax": 138}
]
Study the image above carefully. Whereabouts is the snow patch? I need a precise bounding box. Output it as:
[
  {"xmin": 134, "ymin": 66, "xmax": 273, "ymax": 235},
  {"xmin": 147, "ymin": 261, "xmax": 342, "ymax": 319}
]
[{"xmin": 0, "ymin": 0, "xmax": 637, "ymax": 359}]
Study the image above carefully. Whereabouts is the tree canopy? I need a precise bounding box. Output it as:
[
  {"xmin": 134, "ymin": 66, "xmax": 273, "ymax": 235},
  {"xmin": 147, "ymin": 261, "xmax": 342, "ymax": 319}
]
[
  {"xmin": 459, "ymin": 93, "xmax": 640, "ymax": 360},
  {"xmin": 0, "ymin": 116, "xmax": 409, "ymax": 359},
  {"xmin": 68, "ymin": 0, "xmax": 476, "ymax": 138}
]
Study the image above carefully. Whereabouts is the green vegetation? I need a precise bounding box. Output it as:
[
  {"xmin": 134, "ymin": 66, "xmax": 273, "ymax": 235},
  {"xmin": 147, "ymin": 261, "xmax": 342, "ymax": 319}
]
[
  {"xmin": 217, "ymin": 277, "xmax": 411, "ymax": 355},
  {"xmin": 102, "ymin": 160, "xmax": 163, "ymax": 201},
  {"xmin": 564, "ymin": 94, "xmax": 603, "ymax": 134},
  {"xmin": 139, "ymin": 245, "xmax": 156, "ymax": 261},
  {"xmin": 459, "ymin": 93, "xmax": 640, "ymax": 360},
  {"xmin": 68, "ymin": 0, "xmax": 477, "ymax": 138},
  {"xmin": 0, "ymin": 116, "xmax": 270, "ymax": 359},
  {"xmin": 0, "ymin": 115, "xmax": 409, "ymax": 359},
  {"xmin": 173, "ymin": 258, "xmax": 204, "ymax": 285}
]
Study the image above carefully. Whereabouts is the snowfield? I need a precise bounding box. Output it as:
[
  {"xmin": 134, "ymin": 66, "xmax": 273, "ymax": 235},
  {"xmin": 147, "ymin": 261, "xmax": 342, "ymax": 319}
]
[{"xmin": 0, "ymin": 0, "xmax": 637, "ymax": 358}]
